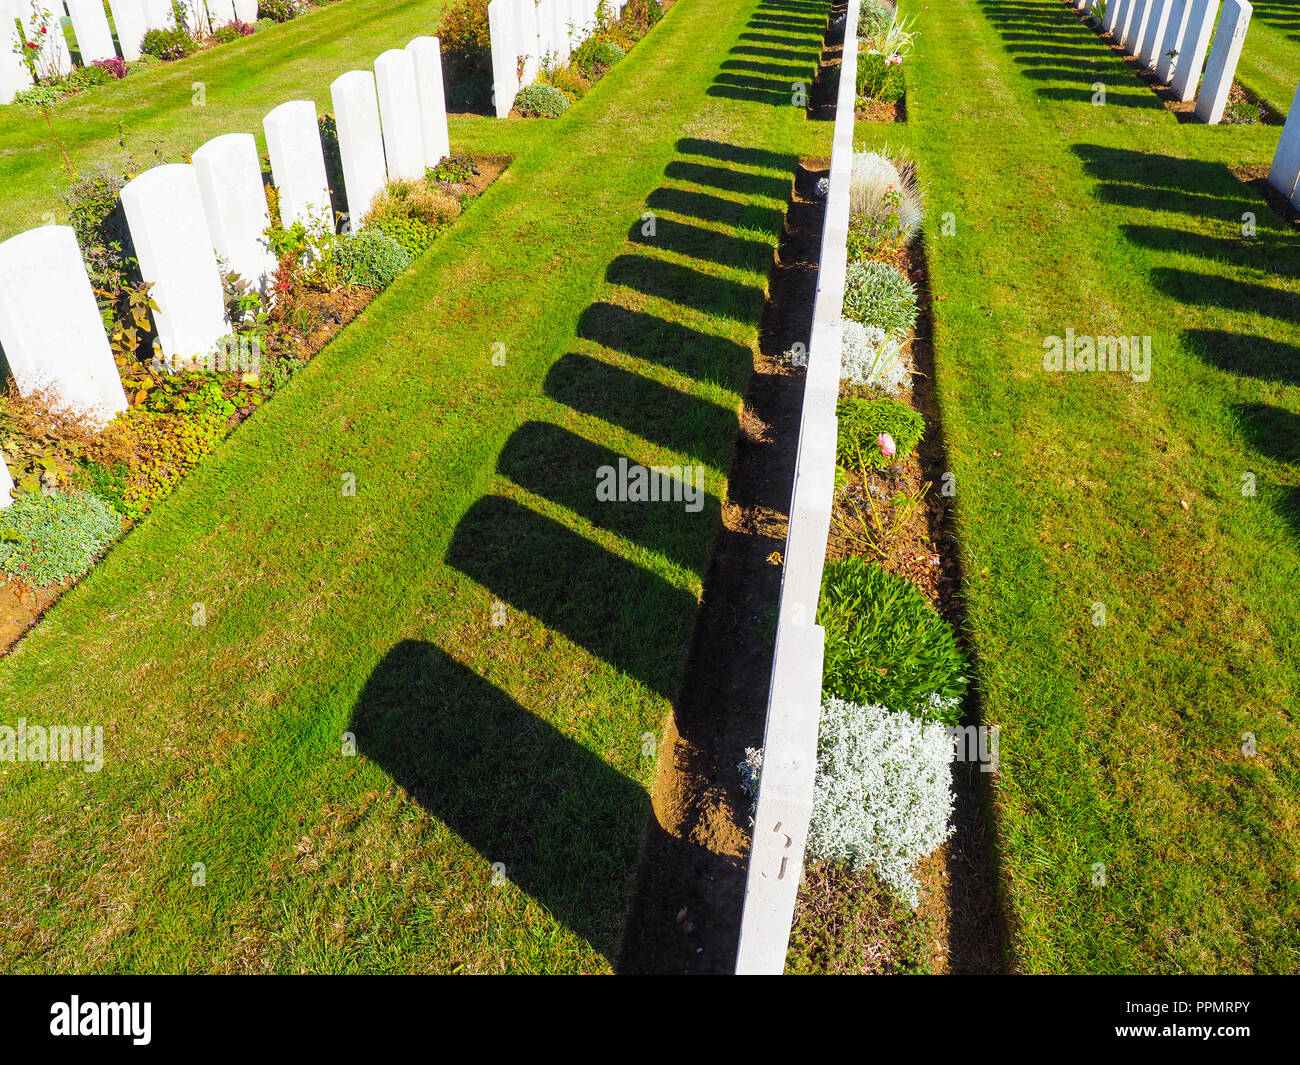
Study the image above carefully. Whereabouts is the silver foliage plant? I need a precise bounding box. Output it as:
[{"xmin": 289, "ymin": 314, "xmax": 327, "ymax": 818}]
[
  {"xmin": 841, "ymin": 319, "xmax": 909, "ymax": 393},
  {"xmin": 848, "ymin": 149, "xmax": 923, "ymax": 242},
  {"xmin": 807, "ymin": 697, "xmax": 955, "ymax": 908}
]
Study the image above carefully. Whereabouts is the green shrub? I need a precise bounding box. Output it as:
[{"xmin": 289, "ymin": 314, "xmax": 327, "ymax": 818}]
[
  {"xmin": 621, "ymin": 0, "xmax": 663, "ymax": 33},
  {"xmin": 842, "ymin": 260, "xmax": 918, "ymax": 338},
  {"xmin": 513, "ymin": 83, "xmax": 569, "ymax": 118},
  {"xmin": 331, "ymin": 228, "xmax": 411, "ymax": 290},
  {"xmin": 836, "ymin": 396, "xmax": 924, "ymax": 470},
  {"xmin": 0, "ymin": 491, "xmax": 122, "ymax": 586},
  {"xmin": 572, "ymin": 37, "xmax": 624, "ymax": 79},
  {"xmin": 857, "ymin": 0, "xmax": 892, "ymax": 42},
  {"xmin": 370, "ymin": 214, "xmax": 436, "ymax": 259},
  {"xmin": 67, "ymin": 64, "xmax": 114, "ymax": 90},
  {"xmin": 140, "ymin": 27, "xmax": 196, "ymax": 61},
  {"xmin": 818, "ymin": 558, "xmax": 966, "ymax": 724},
  {"xmin": 857, "ymin": 52, "xmax": 905, "ymax": 104},
  {"xmin": 428, "ymin": 155, "xmax": 478, "ymax": 185}
]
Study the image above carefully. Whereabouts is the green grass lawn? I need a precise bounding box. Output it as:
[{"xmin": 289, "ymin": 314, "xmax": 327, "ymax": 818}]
[
  {"xmin": 1233, "ymin": 0, "xmax": 1300, "ymax": 117},
  {"xmin": 896, "ymin": 0, "xmax": 1300, "ymax": 973},
  {"xmin": 0, "ymin": 0, "xmax": 829, "ymax": 973},
  {"xmin": 0, "ymin": 0, "xmax": 456, "ymax": 242}
]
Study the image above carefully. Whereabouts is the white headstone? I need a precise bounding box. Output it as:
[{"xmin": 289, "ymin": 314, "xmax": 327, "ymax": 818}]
[
  {"xmin": 0, "ymin": 447, "xmax": 13, "ymax": 508},
  {"xmin": 374, "ymin": 49, "xmax": 424, "ymax": 182},
  {"xmin": 512, "ymin": 0, "xmax": 539, "ymax": 86},
  {"xmin": 487, "ymin": 0, "xmax": 517, "ymax": 118},
  {"xmin": 1117, "ymin": 0, "xmax": 1140, "ymax": 46},
  {"xmin": 192, "ymin": 132, "xmax": 277, "ymax": 297},
  {"xmin": 1103, "ymin": 0, "xmax": 1126, "ymax": 35},
  {"xmin": 0, "ymin": 1, "xmax": 35, "ymax": 104},
  {"xmin": 121, "ymin": 165, "xmax": 229, "ymax": 368},
  {"xmin": 1266, "ymin": 82, "xmax": 1300, "ymax": 205},
  {"xmin": 407, "ymin": 36, "xmax": 451, "ymax": 169},
  {"xmin": 1137, "ymin": 0, "xmax": 1172, "ymax": 67},
  {"xmin": 107, "ymin": 0, "xmax": 148, "ymax": 62},
  {"xmin": 548, "ymin": 0, "xmax": 570, "ymax": 64},
  {"xmin": 140, "ymin": 0, "xmax": 173, "ymax": 31},
  {"xmin": 1155, "ymin": 0, "xmax": 1190, "ymax": 83},
  {"xmin": 66, "ymin": 0, "xmax": 117, "ymax": 63},
  {"xmin": 233, "ymin": 0, "xmax": 256, "ymax": 23},
  {"xmin": 1169, "ymin": 0, "xmax": 1220, "ymax": 102},
  {"xmin": 1125, "ymin": 0, "xmax": 1154, "ymax": 54},
  {"xmin": 0, "ymin": 226, "xmax": 127, "ymax": 425},
  {"xmin": 1194, "ymin": 0, "xmax": 1250, "ymax": 123},
  {"xmin": 330, "ymin": 71, "xmax": 388, "ymax": 227},
  {"xmin": 263, "ymin": 100, "xmax": 334, "ymax": 234}
]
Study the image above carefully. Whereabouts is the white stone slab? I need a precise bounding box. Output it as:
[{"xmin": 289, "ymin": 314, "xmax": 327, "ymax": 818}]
[
  {"xmin": 487, "ymin": 0, "xmax": 517, "ymax": 118},
  {"xmin": 512, "ymin": 0, "xmax": 539, "ymax": 85},
  {"xmin": 263, "ymin": 99, "xmax": 334, "ymax": 233},
  {"xmin": 330, "ymin": 71, "xmax": 388, "ymax": 227},
  {"xmin": 375, "ymin": 49, "xmax": 424, "ymax": 182},
  {"xmin": 1137, "ymin": 0, "xmax": 1171, "ymax": 67},
  {"xmin": 233, "ymin": 0, "xmax": 256, "ymax": 23},
  {"xmin": 1103, "ymin": 0, "xmax": 1125, "ymax": 35},
  {"xmin": 140, "ymin": 0, "xmax": 173, "ymax": 31},
  {"xmin": 1125, "ymin": 0, "xmax": 1154, "ymax": 54},
  {"xmin": 0, "ymin": 1, "xmax": 34, "ymax": 104},
  {"xmin": 192, "ymin": 132, "xmax": 277, "ymax": 297},
  {"xmin": 1194, "ymin": 0, "xmax": 1250, "ymax": 123},
  {"xmin": 107, "ymin": 0, "xmax": 147, "ymax": 62},
  {"xmin": 1169, "ymin": 0, "xmax": 1219, "ymax": 102},
  {"xmin": 0, "ymin": 446, "xmax": 13, "ymax": 508},
  {"xmin": 1155, "ymin": 0, "xmax": 1190, "ymax": 82},
  {"xmin": 66, "ymin": 0, "xmax": 117, "ymax": 63},
  {"xmin": 407, "ymin": 36, "xmax": 451, "ymax": 168},
  {"xmin": 1266, "ymin": 82, "xmax": 1300, "ymax": 204},
  {"xmin": 121, "ymin": 165, "xmax": 229, "ymax": 367},
  {"xmin": 734, "ymin": 621, "xmax": 826, "ymax": 975},
  {"xmin": 0, "ymin": 226, "xmax": 127, "ymax": 425},
  {"xmin": 548, "ymin": 0, "xmax": 569, "ymax": 64},
  {"xmin": 1117, "ymin": 0, "xmax": 1140, "ymax": 46}
]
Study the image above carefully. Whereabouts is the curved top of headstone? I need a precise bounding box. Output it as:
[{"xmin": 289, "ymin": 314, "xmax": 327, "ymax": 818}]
[
  {"xmin": 193, "ymin": 130, "xmax": 259, "ymax": 163},
  {"xmin": 265, "ymin": 99, "xmax": 319, "ymax": 125},
  {"xmin": 331, "ymin": 69, "xmax": 377, "ymax": 93}
]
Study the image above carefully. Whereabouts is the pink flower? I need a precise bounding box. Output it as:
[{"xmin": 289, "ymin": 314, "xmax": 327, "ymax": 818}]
[
  {"xmin": 886, "ymin": 53, "xmax": 902, "ymax": 66},
  {"xmin": 39, "ymin": 26, "xmax": 47, "ymax": 34},
  {"xmin": 878, "ymin": 432, "xmax": 896, "ymax": 458}
]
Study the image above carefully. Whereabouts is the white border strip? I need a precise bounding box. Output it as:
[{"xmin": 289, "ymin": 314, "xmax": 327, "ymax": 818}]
[{"xmin": 734, "ymin": 0, "xmax": 860, "ymax": 976}]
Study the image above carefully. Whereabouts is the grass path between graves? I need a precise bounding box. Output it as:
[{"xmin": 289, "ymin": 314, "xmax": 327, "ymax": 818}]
[
  {"xmin": 0, "ymin": 0, "xmax": 829, "ymax": 973},
  {"xmin": 0, "ymin": 0, "xmax": 464, "ymax": 242},
  {"xmin": 895, "ymin": 0, "xmax": 1300, "ymax": 972},
  {"xmin": 1232, "ymin": 0, "xmax": 1300, "ymax": 118}
]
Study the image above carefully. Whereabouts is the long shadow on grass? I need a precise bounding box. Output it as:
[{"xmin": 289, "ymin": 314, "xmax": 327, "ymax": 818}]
[
  {"xmin": 1075, "ymin": 141, "xmax": 1300, "ymax": 549},
  {"xmin": 976, "ymin": 0, "xmax": 1165, "ymax": 108},
  {"xmin": 711, "ymin": 0, "xmax": 825, "ymax": 104},
  {"xmin": 1075, "ymin": 144, "xmax": 1300, "ymax": 336},
  {"xmin": 350, "ymin": 639, "xmax": 652, "ymax": 963},
  {"xmin": 1250, "ymin": 0, "xmax": 1300, "ymax": 41},
  {"xmin": 444, "ymin": 129, "xmax": 808, "ymax": 970}
]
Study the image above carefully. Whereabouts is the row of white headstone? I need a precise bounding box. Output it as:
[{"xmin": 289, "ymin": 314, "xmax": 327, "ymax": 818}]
[
  {"xmin": 2, "ymin": 0, "xmax": 260, "ymax": 103},
  {"xmin": 1075, "ymin": 0, "xmax": 1252, "ymax": 124},
  {"xmin": 0, "ymin": 34, "xmax": 452, "ymax": 508},
  {"xmin": 734, "ymin": 0, "xmax": 862, "ymax": 980},
  {"xmin": 486, "ymin": 0, "xmax": 630, "ymax": 118}
]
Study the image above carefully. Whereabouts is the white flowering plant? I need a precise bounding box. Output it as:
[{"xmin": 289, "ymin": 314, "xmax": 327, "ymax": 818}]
[
  {"xmin": 807, "ymin": 696, "xmax": 955, "ymax": 908},
  {"xmin": 841, "ymin": 319, "xmax": 909, "ymax": 393}
]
